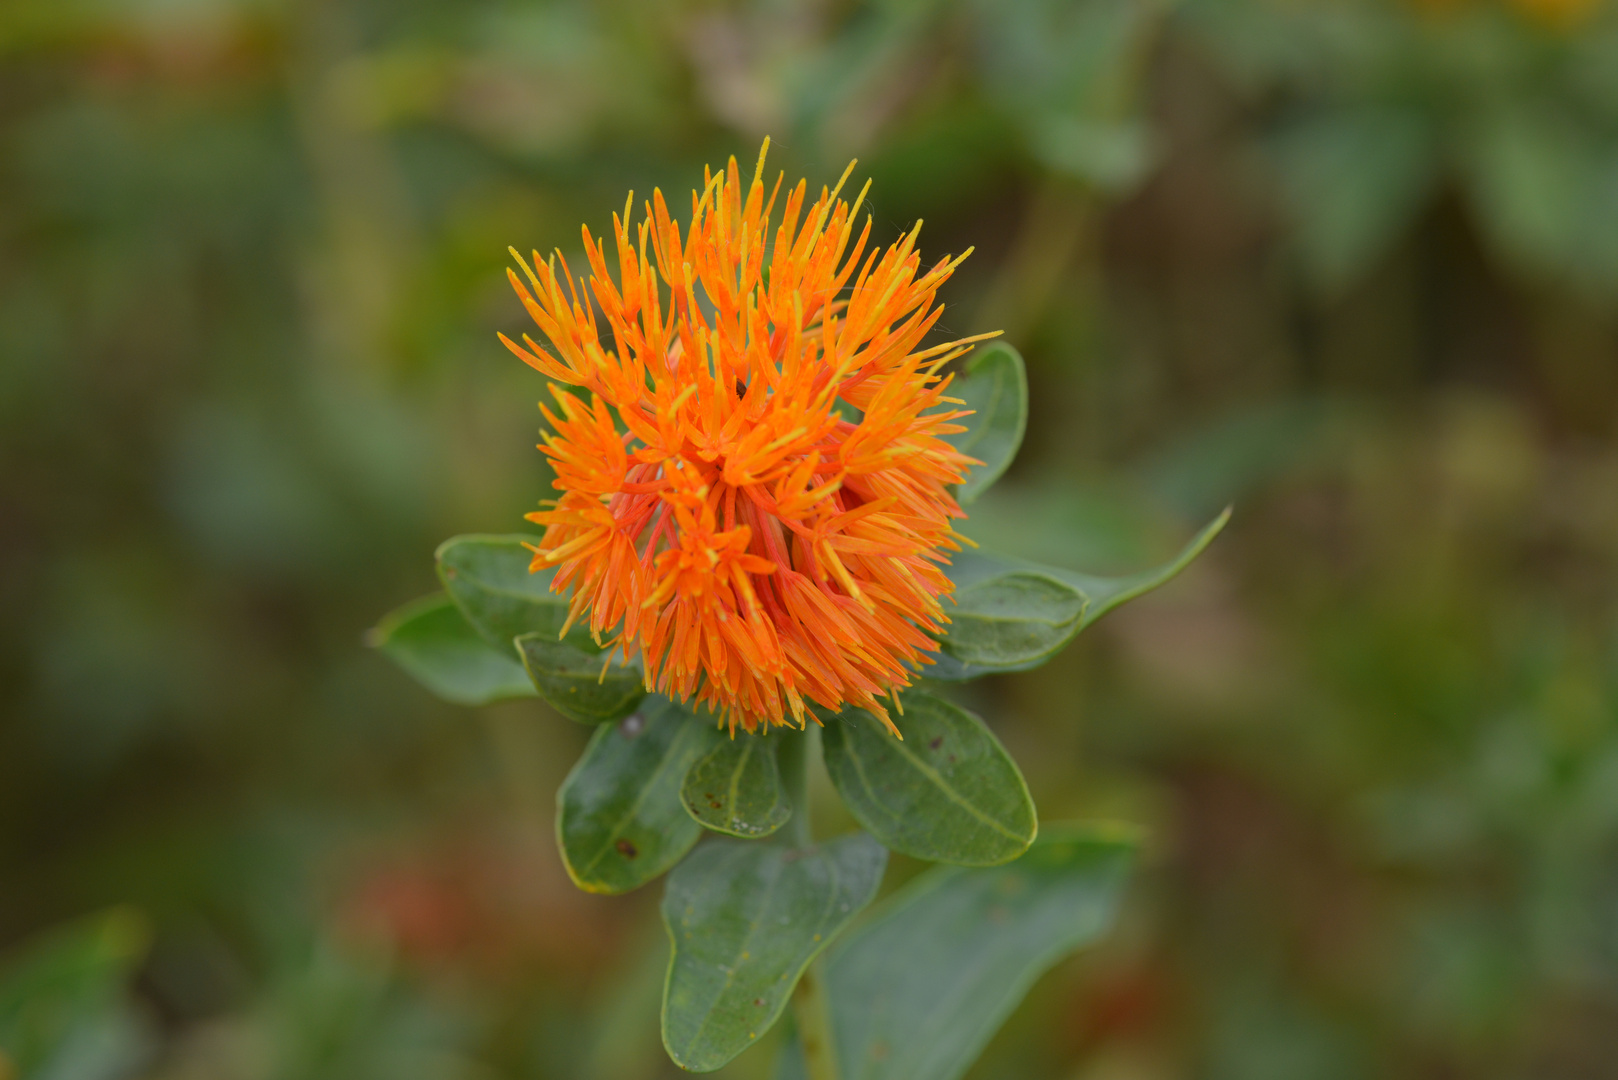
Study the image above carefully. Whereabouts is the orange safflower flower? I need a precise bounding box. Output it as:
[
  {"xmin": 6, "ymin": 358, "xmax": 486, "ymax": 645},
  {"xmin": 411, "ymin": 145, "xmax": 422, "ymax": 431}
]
[{"xmin": 501, "ymin": 140, "xmax": 997, "ymax": 734}]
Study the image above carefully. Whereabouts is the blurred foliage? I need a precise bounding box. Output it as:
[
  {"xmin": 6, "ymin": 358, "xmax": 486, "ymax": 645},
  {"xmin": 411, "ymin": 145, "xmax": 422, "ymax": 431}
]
[
  {"xmin": 4, "ymin": 0, "xmax": 1618, "ymax": 1077},
  {"xmin": 1193, "ymin": 0, "xmax": 1618, "ymax": 295},
  {"xmin": 0, "ymin": 910, "xmax": 151, "ymax": 1080}
]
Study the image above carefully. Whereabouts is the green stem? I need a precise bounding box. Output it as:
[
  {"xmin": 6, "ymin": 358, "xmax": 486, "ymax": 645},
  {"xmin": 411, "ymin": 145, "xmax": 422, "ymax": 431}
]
[
  {"xmin": 782, "ymin": 724, "xmax": 838, "ymax": 1080},
  {"xmin": 779, "ymin": 724, "xmax": 815, "ymax": 849},
  {"xmin": 795, "ymin": 957, "xmax": 839, "ymax": 1080}
]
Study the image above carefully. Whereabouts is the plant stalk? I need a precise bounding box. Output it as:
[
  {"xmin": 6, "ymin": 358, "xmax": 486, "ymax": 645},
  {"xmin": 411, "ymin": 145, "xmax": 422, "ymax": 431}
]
[
  {"xmin": 795, "ymin": 958, "xmax": 839, "ymax": 1080},
  {"xmin": 783, "ymin": 724, "xmax": 839, "ymax": 1080},
  {"xmin": 779, "ymin": 723, "xmax": 815, "ymax": 849}
]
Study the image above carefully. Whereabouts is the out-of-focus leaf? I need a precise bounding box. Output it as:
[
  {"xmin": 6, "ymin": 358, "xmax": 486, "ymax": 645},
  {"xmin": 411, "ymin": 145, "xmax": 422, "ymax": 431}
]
[
  {"xmin": 958, "ymin": 479, "xmax": 1162, "ymax": 570},
  {"xmin": 777, "ymin": 825, "xmax": 1136, "ymax": 1080},
  {"xmin": 944, "ymin": 341, "xmax": 1027, "ymax": 504},
  {"xmin": 515, "ymin": 633, "xmax": 644, "ymax": 724},
  {"xmin": 661, "ymin": 833, "xmax": 887, "ymax": 1073},
  {"xmin": 784, "ymin": 0, "xmax": 936, "ymax": 131},
  {"xmin": 237, "ymin": 940, "xmax": 479, "ymax": 1080},
  {"xmin": 1273, "ymin": 107, "xmax": 1438, "ymax": 290},
  {"xmin": 822, "ymin": 690, "xmax": 1035, "ymax": 866},
  {"xmin": 1029, "ymin": 116, "xmax": 1155, "ymax": 192},
  {"xmin": 369, "ymin": 593, "xmax": 537, "ymax": 706},
  {"xmin": 969, "ymin": 0, "xmax": 1161, "ymax": 117},
  {"xmin": 680, "ymin": 732, "xmax": 791, "ymax": 839},
  {"xmin": 0, "ymin": 909, "xmax": 152, "ymax": 1080},
  {"xmin": 1584, "ymin": 154, "xmax": 1618, "ymax": 289},
  {"xmin": 1139, "ymin": 398, "xmax": 1345, "ymax": 518},
  {"xmin": 435, "ymin": 534, "xmax": 577, "ymax": 649},
  {"xmin": 968, "ymin": 0, "xmax": 1165, "ymax": 192},
  {"xmin": 1465, "ymin": 105, "xmax": 1594, "ymax": 282},
  {"xmin": 1053, "ymin": 505, "xmax": 1231, "ymax": 626},
  {"xmin": 557, "ymin": 697, "xmax": 721, "ymax": 894},
  {"xmin": 926, "ymin": 508, "xmax": 1230, "ymax": 680},
  {"xmin": 580, "ymin": 923, "xmax": 670, "ymax": 1080}
]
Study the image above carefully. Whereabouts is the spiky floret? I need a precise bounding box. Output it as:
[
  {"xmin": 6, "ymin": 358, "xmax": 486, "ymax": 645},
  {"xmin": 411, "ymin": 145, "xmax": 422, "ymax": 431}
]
[{"xmin": 501, "ymin": 140, "xmax": 996, "ymax": 733}]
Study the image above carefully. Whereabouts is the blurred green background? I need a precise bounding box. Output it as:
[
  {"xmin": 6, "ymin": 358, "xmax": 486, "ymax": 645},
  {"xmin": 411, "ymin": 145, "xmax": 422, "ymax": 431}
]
[{"xmin": 6, "ymin": 0, "xmax": 1618, "ymax": 1076}]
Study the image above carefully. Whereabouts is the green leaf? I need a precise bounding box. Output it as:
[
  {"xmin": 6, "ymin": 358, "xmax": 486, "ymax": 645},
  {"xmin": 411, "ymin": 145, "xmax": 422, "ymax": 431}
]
[
  {"xmin": 1140, "ymin": 398, "xmax": 1342, "ymax": 519},
  {"xmin": 1273, "ymin": 107, "xmax": 1437, "ymax": 291},
  {"xmin": 661, "ymin": 833, "xmax": 887, "ymax": 1073},
  {"xmin": 0, "ymin": 908, "xmax": 152, "ymax": 1080},
  {"xmin": 680, "ymin": 732, "xmax": 791, "ymax": 839},
  {"xmin": 369, "ymin": 593, "xmax": 537, "ymax": 706},
  {"xmin": 1030, "ymin": 115, "xmax": 1155, "ymax": 192},
  {"xmin": 1464, "ymin": 104, "xmax": 1594, "ymax": 284},
  {"xmin": 926, "ymin": 507, "xmax": 1230, "ymax": 680},
  {"xmin": 822, "ymin": 689, "xmax": 1035, "ymax": 866},
  {"xmin": 943, "ymin": 342, "xmax": 1027, "ymax": 504},
  {"xmin": 435, "ymin": 533, "xmax": 580, "ymax": 649},
  {"xmin": 1053, "ymin": 505, "xmax": 1231, "ymax": 627},
  {"xmin": 516, "ymin": 633, "xmax": 645, "ymax": 724},
  {"xmin": 937, "ymin": 563, "xmax": 1087, "ymax": 670},
  {"xmin": 556, "ymin": 697, "xmax": 722, "ymax": 894},
  {"xmin": 778, "ymin": 825, "xmax": 1136, "ymax": 1080}
]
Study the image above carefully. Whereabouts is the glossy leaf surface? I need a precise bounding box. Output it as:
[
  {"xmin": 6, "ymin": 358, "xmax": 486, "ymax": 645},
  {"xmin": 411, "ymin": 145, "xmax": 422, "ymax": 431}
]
[
  {"xmin": 927, "ymin": 507, "xmax": 1230, "ymax": 680},
  {"xmin": 516, "ymin": 633, "xmax": 644, "ymax": 724},
  {"xmin": 822, "ymin": 690, "xmax": 1035, "ymax": 866},
  {"xmin": 369, "ymin": 593, "xmax": 536, "ymax": 706},
  {"xmin": 662, "ymin": 833, "xmax": 886, "ymax": 1073},
  {"xmin": 943, "ymin": 342, "xmax": 1027, "ymax": 504},
  {"xmin": 938, "ymin": 565, "xmax": 1087, "ymax": 670},
  {"xmin": 556, "ymin": 697, "xmax": 720, "ymax": 894},
  {"xmin": 680, "ymin": 733, "xmax": 791, "ymax": 838},
  {"xmin": 778, "ymin": 826, "xmax": 1136, "ymax": 1080},
  {"xmin": 435, "ymin": 533, "xmax": 577, "ymax": 648}
]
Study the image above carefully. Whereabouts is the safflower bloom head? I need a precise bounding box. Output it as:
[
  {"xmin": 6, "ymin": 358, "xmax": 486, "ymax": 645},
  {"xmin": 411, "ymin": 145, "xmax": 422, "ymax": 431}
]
[{"xmin": 501, "ymin": 140, "xmax": 997, "ymax": 734}]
